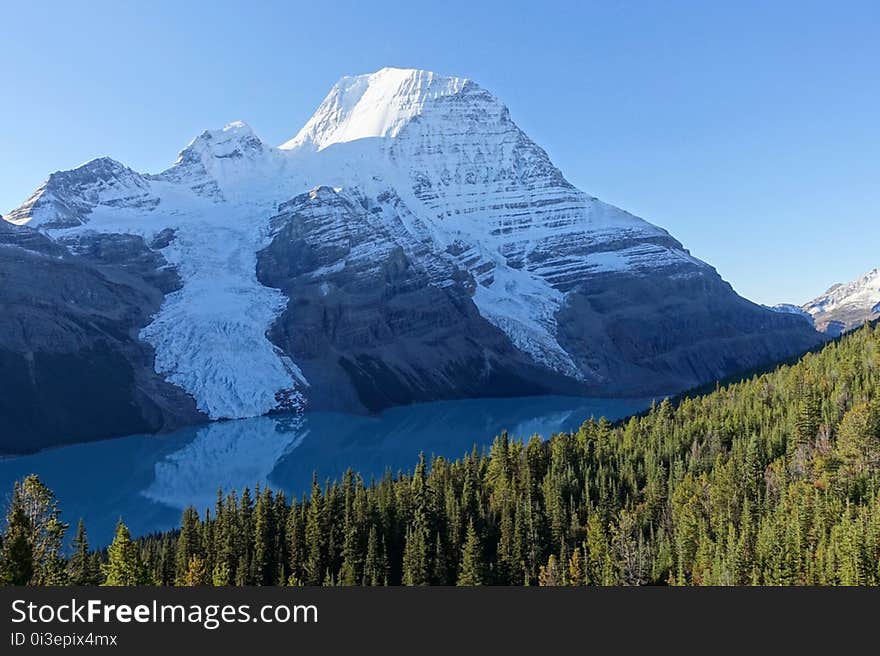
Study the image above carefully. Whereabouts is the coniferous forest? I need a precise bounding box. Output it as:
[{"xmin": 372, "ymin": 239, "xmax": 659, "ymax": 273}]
[{"xmin": 2, "ymin": 323, "xmax": 879, "ymax": 586}]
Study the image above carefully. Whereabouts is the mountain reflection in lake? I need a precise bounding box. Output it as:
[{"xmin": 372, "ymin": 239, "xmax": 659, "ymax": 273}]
[{"xmin": 0, "ymin": 396, "xmax": 652, "ymax": 545}]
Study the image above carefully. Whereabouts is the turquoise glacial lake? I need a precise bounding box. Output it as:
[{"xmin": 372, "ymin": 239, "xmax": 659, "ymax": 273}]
[{"xmin": 0, "ymin": 395, "xmax": 653, "ymax": 545}]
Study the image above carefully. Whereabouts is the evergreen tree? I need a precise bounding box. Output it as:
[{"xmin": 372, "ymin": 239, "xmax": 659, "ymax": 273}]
[
  {"xmin": 286, "ymin": 500, "xmax": 306, "ymax": 586},
  {"xmin": 103, "ymin": 521, "xmax": 148, "ymax": 586},
  {"xmin": 402, "ymin": 454, "xmax": 432, "ymax": 586},
  {"xmin": 304, "ymin": 477, "xmax": 326, "ymax": 585},
  {"xmin": 363, "ymin": 526, "xmax": 387, "ymax": 586},
  {"xmin": 252, "ymin": 488, "xmax": 276, "ymax": 585},
  {"xmin": 431, "ymin": 532, "xmax": 448, "ymax": 585},
  {"xmin": 174, "ymin": 507, "xmax": 202, "ymax": 585},
  {"xmin": 16, "ymin": 475, "xmax": 68, "ymax": 585},
  {"xmin": 0, "ymin": 490, "xmax": 33, "ymax": 586},
  {"xmin": 457, "ymin": 520, "xmax": 483, "ymax": 586},
  {"xmin": 67, "ymin": 520, "xmax": 97, "ymax": 585}
]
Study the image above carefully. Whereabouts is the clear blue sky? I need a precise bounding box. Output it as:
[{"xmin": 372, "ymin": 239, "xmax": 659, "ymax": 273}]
[{"xmin": 2, "ymin": 0, "xmax": 877, "ymax": 305}]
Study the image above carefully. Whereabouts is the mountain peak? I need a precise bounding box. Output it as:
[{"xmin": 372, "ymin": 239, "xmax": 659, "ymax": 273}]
[
  {"xmin": 4, "ymin": 156, "xmax": 150, "ymax": 228},
  {"xmin": 800, "ymin": 266, "xmax": 880, "ymax": 335},
  {"xmin": 280, "ymin": 67, "xmax": 474, "ymax": 151},
  {"xmin": 152, "ymin": 120, "xmax": 274, "ymax": 200},
  {"xmin": 176, "ymin": 120, "xmax": 265, "ymax": 163}
]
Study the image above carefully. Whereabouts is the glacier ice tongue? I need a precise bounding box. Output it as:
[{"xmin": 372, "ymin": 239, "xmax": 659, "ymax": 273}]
[{"xmin": 138, "ymin": 212, "xmax": 306, "ymax": 419}]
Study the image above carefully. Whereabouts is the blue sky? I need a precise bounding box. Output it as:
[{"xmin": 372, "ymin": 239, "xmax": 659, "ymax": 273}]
[{"xmin": 1, "ymin": 0, "xmax": 877, "ymax": 305}]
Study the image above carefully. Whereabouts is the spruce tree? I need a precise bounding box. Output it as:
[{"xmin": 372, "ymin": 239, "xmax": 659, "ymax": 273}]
[
  {"xmin": 252, "ymin": 488, "xmax": 276, "ymax": 585},
  {"xmin": 431, "ymin": 532, "xmax": 448, "ymax": 585},
  {"xmin": 304, "ymin": 477, "xmax": 326, "ymax": 585},
  {"xmin": 457, "ymin": 520, "xmax": 483, "ymax": 586},
  {"xmin": 103, "ymin": 521, "xmax": 147, "ymax": 586},
  {"xmin": 67, "ymin": 519, "xmax": 96, "ymax": 585},
  {"xmin": 286, "ymin": 500, "xmax": 306, "ymax": 586},
  {"xmin": 363, "ymin": 525, "xmax": 384, "ymax": 586},
  {"xmin": 174, "ymin": 507, "xmax": 202, "ymax": 585},
  {"xmin": 402, "ymin": 453, "xmax": 432, "ymax": 586},
  {"xmin": 0, "ymin": 492, "xmax": 33, "ymax": 586}
]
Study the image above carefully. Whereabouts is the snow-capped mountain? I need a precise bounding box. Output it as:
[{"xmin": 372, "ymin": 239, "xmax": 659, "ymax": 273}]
[
  {"xmin": 1, "ymin": 67, "xmax": 821, "ymax": 451},
  {"xmin": 794, "ymin": 268, "xmax": 880, "ymax": 336}
]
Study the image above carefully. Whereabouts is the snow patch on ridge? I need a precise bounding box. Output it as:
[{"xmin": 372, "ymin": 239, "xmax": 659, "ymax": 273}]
[{"xmin": 473, "ymin": 258, "xmax": 583, "ymax": 379}]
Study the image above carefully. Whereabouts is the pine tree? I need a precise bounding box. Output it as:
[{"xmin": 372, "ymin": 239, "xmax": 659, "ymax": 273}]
[
  {"xmin": 174, "ymin": 507, "xmax": 202, "ymax": 585},
  {"xmin": 402, "ymin": 453, "xmax": 432, "ymax": 586},
  {"xmin": 15, "ymin": 475, "xmax": 68, "ymax": 585},
  {"xmin": 792, "ymin": 375, "xmax": 822, "ymax": 461},
  {"xmin": 103, "ymin": 521, "xmax": 147, "ymax": 586},
  {"xmin": 457, "ymin": 520, "xmax": 483, "ymax": 586},
  {"xmin": 67, "ymin": 519, "xmax": 97, "ymax": 585},
  {"xmin": 431, "ymin": 532, "xmax": 448, "ymax": 585},
  {"xmin": 286, "ymin": 500, "xmax": 306, "ymax": 586},
  {"xmin": 236, "ymin": 488, "xmax": 254, "ymax": 585},
  {"xmin": 0, "ymin": 490, "xmax": 33, "ymax": 586},
  {"xmin": 338, "ymin": 476, "xmax": 364, "ymax": 586},
  {"xmin": 304, "ymin": 477, "xmax": 326, "ymax": 585},
  {"xmin": 363, "ymin": 526, "xmax": 385, "ymax": 586},
  {"xmin": 252, "ymin": 488, "xmax": 276, "ymax": 585}
]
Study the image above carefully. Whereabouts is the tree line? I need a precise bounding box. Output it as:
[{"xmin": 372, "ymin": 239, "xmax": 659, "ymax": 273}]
[{"xmin": 2, "ymin": 323, "xmax": 880, "ymax": 586}]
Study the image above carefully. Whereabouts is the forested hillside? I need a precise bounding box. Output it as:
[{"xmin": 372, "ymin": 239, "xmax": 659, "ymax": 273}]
[{"xmin": 3, "ymin": 324, "xmax": 879, "ymax": 586}]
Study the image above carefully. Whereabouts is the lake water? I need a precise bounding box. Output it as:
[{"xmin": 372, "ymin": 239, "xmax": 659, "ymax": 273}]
[{"xmin": 0, "ymin": 395, "xmax": 652, "ymax": 546}]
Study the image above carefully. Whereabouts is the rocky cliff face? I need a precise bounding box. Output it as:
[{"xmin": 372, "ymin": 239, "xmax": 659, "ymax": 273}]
[
  {"xmin": 256, "ymin": 187, "xmax": 574, "ymax": 413},
  {"xmin": 0, "ymin": 221, "xmax": 203, "ymax": 452},
  {"xmin": 2, "ymin": 67, "xmax": 822, "ymax": 451}
]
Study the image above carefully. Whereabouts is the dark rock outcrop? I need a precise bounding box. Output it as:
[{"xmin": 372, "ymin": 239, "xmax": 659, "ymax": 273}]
[
  {"xmin": 257, "ymin": 188, "xmax": 575, "ymax": 413},
  {"xmin": 556, "ymin": 272, "xmax": 824, "ymax": 396},
  {"xmin": 257, "ymin": 187, "xmax": 822, "ymax": 414},
  {"xmin": 0, "ymin": 223, "xmax": 204, "ymax": 453}
]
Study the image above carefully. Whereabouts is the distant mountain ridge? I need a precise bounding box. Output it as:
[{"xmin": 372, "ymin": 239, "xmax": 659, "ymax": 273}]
[
  {"xmin": 1, "ymin": 67, "xmax": 821, "ymax": 452},
  {"xmin": 773, "ymin": 268, "xmax": 880, "ymax": 337}
]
